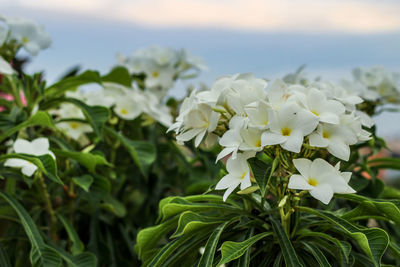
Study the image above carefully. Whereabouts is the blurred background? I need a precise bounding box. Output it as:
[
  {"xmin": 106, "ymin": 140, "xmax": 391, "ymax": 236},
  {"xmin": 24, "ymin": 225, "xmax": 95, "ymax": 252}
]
[{"xmin": 2, "ymin": 0, "xmax": 400, "ymax": 179}]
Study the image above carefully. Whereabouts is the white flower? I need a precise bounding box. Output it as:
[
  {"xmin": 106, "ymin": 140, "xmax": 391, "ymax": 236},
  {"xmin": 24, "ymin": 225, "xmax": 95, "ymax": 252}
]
[
  {"xmin": 142, "ymin": 60, "xmax": 175, "ymax": 96},
  {"xmin": 261, "ymin": 102, "xmax": 318, "ymax": 153},
  {"xmin": 141, "ymin": 90, "xmax": 173, "ymax": 127},
  {"xmin": 267, "ymin": 79, "xmax": 303, "ymax": 110},
  {"xmin": 301, "ymin": 87, "xmax": 345, "ymax": 124},
  {"xmin": 178, "ymin": 49, "xmax": 208, "ymax": 71},
  {"xmin": 215, "ymin": 152, "xmax": 255, "ymax": 201},
  {"xmin": 0, "ymin": 56, "xmax": 14, "ymax": 75},
  {"xmin": 309, "ymin": 123, "xmax": 356, "ymax": 161},
  {"xmin": 239, "ymin": 128, "xmax": 263, "ymax": 152},
  {"xmin": 176, "ymin": 103, "xmax": 220, "ymax": 147},
  {"xmin": 2, "ymin": 16, "xmax": 51, "ymax": 56},
  {"xmin": 244, "ymin": 100, "xmax": 270, "ymax": 130},
  {"xmin": 4, "ymin": 138, "xmax": 55, "ymax": 176},
  {"xmin": 288, "ymin": 158, "xmax": 355, "ymax": 204},
  {"xmin": 55, "ymin": 104, "xmax": 92, "ymax": 140}
]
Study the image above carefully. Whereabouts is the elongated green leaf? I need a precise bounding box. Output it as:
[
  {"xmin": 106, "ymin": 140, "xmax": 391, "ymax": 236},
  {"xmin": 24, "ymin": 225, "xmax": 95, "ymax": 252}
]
[
  {"xmin": 104, "ymin": 126, "xmax": 156, "ymax": 176},
  {"xmin": 45, "ymin": 70, "xmax": 101, "ymax": 97},
  {"xmin": 198, "ymin": 221, "xmax": 231, "ymax": 267},
  {"xmin": 297, "ymin": 206, "xmax": 389, "ymax": 267},
  {"xmin": 72, "ymin": 175, "xmax": 93, "ymax": 192},
  {"xmin": 302, "ymin": 242, "xmax": 331, "ymax": 267},
  {"xmin": 0, "ymin": 111, "xmax": 56, "ymax": 142},
  {"xmin": 368, "ymin": 157, "xmax": 400, "ymax": 170},
  {"xmin": 0, "ymin": 244, "xmax": 11, "ymax": 267},
  {"xmin": 296, "ymin": 229, "xmax": 350, "ymax": 265},
  {"xmin": 48, "ymin": 245, "xmax": 97, "ymax": 267},
  {"xmin": 100, "ymin": 195, "xmax": 126, "ymax": 217},
  {"xmin": 57, "ymin": 214, "xmax": 84, "ymax": 255},
  {"xmin": 135, "ymin": 218, "xmax": 179, "ymax": 260},
  {"xmin": 101, "ymin": 66, "xmax": 132, "ymax": 87},
  {"xmin": 217, "ymin": 232, "xmax": 272, "ymax": 266},
  {"xmin": 336, "ymin": 194, "xmax": 400, "ymax": 224},
  {"xmin": 52, "ymin": 149, "xmax": 111, "ymax": 173},
  {"xmin": 160, "ymin": 198, "xmax": 240, "ymax": 222},
  {"xmin": 247, "ymin": 157, "xmax": 271, "ymax": 197},
  {"xmin": 0, "ymin": 153, "xmax": 62, "ymax": 184},
  {"xmin": 171, "ymin": 211, "xmax": 226, "ymax": 238},
  {"xmin": 270, "ymin": 216, "xmax": 303, "ymax": 267},
  {"xmin": 236, "ymin": 228, "xmax": 253, "ymax": 267},
  {"xmin": 0, "ymin": 192, "xmax": 62, "ymax": 266}
]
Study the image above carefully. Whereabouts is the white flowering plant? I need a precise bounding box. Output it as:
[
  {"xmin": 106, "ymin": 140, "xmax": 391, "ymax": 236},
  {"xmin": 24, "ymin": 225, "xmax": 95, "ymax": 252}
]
[
  {"xmin": 137, "ymin": 71, "xmax": 400, "ymax": 266},
  {"xmin": 0, "ymin": 16, "xmax": 218, "ymax": 266}
]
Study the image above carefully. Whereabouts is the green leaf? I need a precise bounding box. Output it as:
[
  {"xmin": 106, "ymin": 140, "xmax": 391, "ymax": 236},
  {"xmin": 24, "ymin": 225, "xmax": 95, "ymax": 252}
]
[
  {"xmin": 217, "ymin": 232, "xmax": 272, "ymax": 266},
  {"xmin": 104, "ymin": 126, "xmax": 156, "ymax": 176},
  {"xmin": 0, "ymin": 244, "xmax": 11, "ymax": 267},
  {"xmin": 0, "ymin": 153, "xmax": 62, "ymax": 184},
  {"xmin": 101, "ymin": 66, "xmax": 132, "ymax": 87},
  {"xmin": 57, "ymin": 214, "xmax": 84, "ymax": 255},
  {"xmin": 197, "ymin": 221, "xmax": 231, "ymax": 267},
  {"xmin": 171, "ymin": 211, "xmax": 226, "ymax": 238},
  {"xmin": 336, "ymin": 194, "xmax": 400, "ymax": 225},
  {"xmin": 52, "ymin": 149, "xmax": 111, "ymax": 173},
  {"xmin": 100, "ymin": 195, "xmax": 126, "ymax": 217},
  {"xmin": 247, "ymin": 157, "xmax": 271, "ymax": 197},
  {"xmin": 0, "ymin": 192, "xmax": 62, "ymax": 266},
  {"xmin": 301, "ymin": 242, "xmax": 332, "ymax": 267},
  {"xmin": 368, "ymin": 157, "xmax": 400, "ymax": 170},
  {"xmin": 135, "ymin": 218, "xmax": 179, "ymax": 260},
  {"xmin": 72, "ymin": 175, "xmax": 93, "ymax": 192},
  {"xmin": 48, "ymin": 245, "xmax": 97, "ymax": 267},
  {"xmin": 45, "ymin": 70, "xmax": 101, "ymax": 97},
  {"xmin": 236, "ymin": 228, "xmax": 253, "ymax": 267},
  {"xmin": 297, "ymin": 206, "xmax": 389, "ymax": 267},
  {"xmin": 296, "ymin": 229, "xmax": 350, "ymax": 265},
  {"xmin": 270, "ymin": 216, "xmax": 304, "ymax": 267},
  {"xmin": 0, "ymin": 111, "xmax": 56, "ymax": 143},
  {"xmin": 159, "ymin": 198, "xmax": 240, "ymax": 222}
]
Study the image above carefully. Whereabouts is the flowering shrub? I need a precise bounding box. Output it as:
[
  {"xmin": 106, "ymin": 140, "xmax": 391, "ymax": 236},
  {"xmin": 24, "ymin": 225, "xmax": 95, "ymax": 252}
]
[
  {"xmin": 0, "ymin": 15, "xmax": 400, "ymax": 267},
  {"xmin": 0, "ymin": 16, "xmax": 217, "ymax": 266},
  {"xmin": 138, "ymin": 71, "xmax": 400, "ymax": 265}
]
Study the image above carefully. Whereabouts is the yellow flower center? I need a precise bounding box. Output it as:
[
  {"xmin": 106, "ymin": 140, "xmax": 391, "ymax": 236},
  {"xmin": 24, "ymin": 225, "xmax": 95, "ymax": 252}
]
[
  {"xmin": 240, "ymin": 172, "xmax": 247, "ymax": 180},
  {"xmin": 69, "ymin": 122, "xmax": 79, "ymax": 129},
  {"xmin": 281, "ymin": 127, "xmax": 292, "ymax": 136},
  {"xmin": 120, "ymin": 108, "xmax": 128, "ymax": 115},
  {"xmin": 22, "ymin": 36, "xmax": 29, "ymax": 44},
  {"xmin": 152, "ymin": 71, "xmax": 159, "ymax": 78},
  {"xmin": 256, "ymin": 140, "xmax": 262, "ymax": 147},
  {"xmin": 264, "ymin": 119, "xmax": 269, "ymax": 125},
  {"xmin": 308, "ymin": 178, "xmax": 318, "ymax": 187},
  {"xmin": 311, "ymin": 110, "xmax": 319, "ymax": 116},
  {"xmin": 322, "ymin": 130, "xmax": 331, "ymax": 139}
]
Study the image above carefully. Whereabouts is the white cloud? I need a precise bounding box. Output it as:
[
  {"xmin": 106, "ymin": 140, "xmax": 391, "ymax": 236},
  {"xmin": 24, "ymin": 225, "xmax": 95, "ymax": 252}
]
[{"xmin": 2, "ymin": 0, "xmax": 400, "ymax": 33}]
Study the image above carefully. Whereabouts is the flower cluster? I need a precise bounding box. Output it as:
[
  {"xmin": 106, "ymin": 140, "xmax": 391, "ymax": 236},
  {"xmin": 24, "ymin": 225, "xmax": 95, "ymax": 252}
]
[
  {"xmin": 117, "ymin": 46, "xmax": 207, "ymax": 99},
  {"xmin": 170, "ymin": 73, "xmax": 371, "ymax": 203},
  {"xmin": 0, "ymin": 15, "xmax": 51, "ymax": 56},
  {"xmin": 53, "ymin": 82, "xmax": 173, "ymax": 141},
  {"xmin": 342, "ymin": 66, "xmax": 400, "ymax": 105}
]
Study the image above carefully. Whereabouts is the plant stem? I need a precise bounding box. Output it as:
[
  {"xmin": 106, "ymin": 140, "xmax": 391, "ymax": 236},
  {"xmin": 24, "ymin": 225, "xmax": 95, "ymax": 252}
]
[{"xmin": 37, "ymin": 173, "xmax": 58, "ymax": 243}]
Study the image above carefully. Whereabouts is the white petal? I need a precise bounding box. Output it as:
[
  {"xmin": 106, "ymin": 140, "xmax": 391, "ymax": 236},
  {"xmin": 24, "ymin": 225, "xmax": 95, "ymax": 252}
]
[
  {"xmin": 327, "ymin": 139, "xmax": 350, "ymax": 161},
  {"xmin": 309, "ymin": 184, "xmax": 334, "ymax": 205},
  {"xmin": 310, "ymin": 158, "xmax": 335, "ymax": 180},
  {"xmin": 13, "ymin": 139, "xmax": 32, "ymax": 154},
  {"xmin": 281, "ymin": 130, "xmax": 303, "ymax": 153},
  {"xmin": 216, "ymin": 147, "xmax": 234, "ymax": 162},
  {"xmin": 222, "ymin": 185, "xmax": 238, "ymax": 202},
  {"xmin": 216, "ymin": 174, "xmax": 238, "ymax": 189},
  {"xmin": 21, "ymin": 163, "xmax": 37, "ymax": 177},
  {"xmin": 261, "ymin": 131, "xmax": 286, "ymax": 146},
  {"xmin": 194, "ymin": 129, "xmax": 206, "ymax": 147},
  {"xmin": 319, "ymin": 112, "xmax": 340, "ymax": 124},
  {"xmin": 31, "ymin": 138, "xmax": 50, "ymax": 155},
  {"xmin": 176, "ymin": 128, "xmax": 204, "ymax": 142},
  {"xmin": 4, "ymin": 158, "xmax": 27, "ymax": 168},
  {"xmin": 240, "ymin": 173, "xmax": 252, "ymax": 190},
  {"xmin": 288, "ymin": 174, "xmax": 313, "ymax": 190},
  {"xmin": 341, "ymin": 172, "xmax": 352, "ymax": 183},
  {"xmin": 293, "ymin": 158, "xmax": 312, "ymax": 178},
  {"xmin": 309, "ymin": 132, "xmax": 329, "ymax": 147}
]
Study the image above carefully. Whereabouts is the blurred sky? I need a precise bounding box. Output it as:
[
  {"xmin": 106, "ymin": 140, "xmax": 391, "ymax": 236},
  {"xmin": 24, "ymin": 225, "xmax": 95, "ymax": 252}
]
[{"xmin": 1, "ymin": 0, "xmax": 400, "ymax": 138}]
